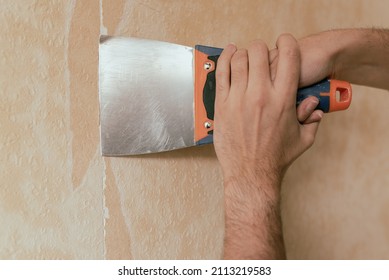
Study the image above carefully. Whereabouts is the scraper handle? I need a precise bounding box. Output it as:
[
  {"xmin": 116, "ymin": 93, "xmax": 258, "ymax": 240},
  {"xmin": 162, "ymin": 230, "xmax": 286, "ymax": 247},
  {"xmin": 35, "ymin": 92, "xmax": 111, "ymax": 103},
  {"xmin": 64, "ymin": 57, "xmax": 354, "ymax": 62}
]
[
  {"xmin": 297, "ymin": 79, "xmax": 352, "ymax": 112},
  {"xmin": 194, "ymin": 45, "xmax": 352, "ymax": 145}
]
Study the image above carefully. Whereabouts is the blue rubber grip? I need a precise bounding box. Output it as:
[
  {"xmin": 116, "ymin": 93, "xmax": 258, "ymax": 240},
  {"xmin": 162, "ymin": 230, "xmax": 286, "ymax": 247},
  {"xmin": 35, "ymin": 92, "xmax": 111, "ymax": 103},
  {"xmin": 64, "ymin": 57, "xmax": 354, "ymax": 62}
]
[{"xmin": 297, "ymin": 79, "xmax": 330, "ymax": 113}]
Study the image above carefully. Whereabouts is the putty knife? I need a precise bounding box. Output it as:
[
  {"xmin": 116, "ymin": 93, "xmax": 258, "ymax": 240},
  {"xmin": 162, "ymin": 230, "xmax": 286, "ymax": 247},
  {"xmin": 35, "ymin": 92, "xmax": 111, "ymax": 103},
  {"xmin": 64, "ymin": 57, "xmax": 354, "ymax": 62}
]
[{"xmin": 99, "ymin": 36, "xmax": 352, "ymax": 156}]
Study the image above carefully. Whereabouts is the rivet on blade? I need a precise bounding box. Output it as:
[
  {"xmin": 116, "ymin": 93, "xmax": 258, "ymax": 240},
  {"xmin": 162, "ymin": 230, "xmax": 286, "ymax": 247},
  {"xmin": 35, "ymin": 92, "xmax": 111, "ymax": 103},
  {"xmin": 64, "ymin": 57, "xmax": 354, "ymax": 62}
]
[
  {"xmin": 204, "ymin": 62, "xmax": 212, "ymax": 70},
  {"xmin": 204, "ymin": 121, "xmax": 212, "ymax": 129}
]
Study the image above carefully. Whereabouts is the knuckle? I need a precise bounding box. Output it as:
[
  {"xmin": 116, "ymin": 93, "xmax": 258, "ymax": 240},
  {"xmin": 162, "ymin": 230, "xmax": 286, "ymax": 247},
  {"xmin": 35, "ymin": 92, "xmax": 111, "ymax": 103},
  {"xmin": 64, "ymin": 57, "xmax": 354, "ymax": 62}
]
[
  {"xmin": 277, "ymin": 33, "xmax": 300, "ymax": 58},
  {"xmin": 284, "ymin": 45, "xmax": 300, "ymax": 60},
  {"xmin": 216, "ymin": 77, "xmax": 227, "ymax": 93},
  {"xmin": 254, "ymin": 97, "xmax": 267, "ymax": 109},
  {"xmin": 231, "ymin": 67, "xmax": 246, "ymax": 82},
  {"xmin": 215, "ymin": 69, "xmax": 228, "ymax": 93},
  {"xmin": 215, "ymin": 68, "xmax": 227, "ymax": 82},
  {"xmin": 231, "ymin": 49, "xmax": 248, "ymax": 80}
]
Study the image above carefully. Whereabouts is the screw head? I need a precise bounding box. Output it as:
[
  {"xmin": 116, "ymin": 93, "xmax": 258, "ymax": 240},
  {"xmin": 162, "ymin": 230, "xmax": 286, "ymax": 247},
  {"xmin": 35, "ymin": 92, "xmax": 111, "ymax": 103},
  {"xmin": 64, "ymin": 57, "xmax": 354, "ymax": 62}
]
[
  {"xmin": 204, "ymin": 121, "xmax": 212, "ymax": 129},
  {"xmin": 204, "ymin": 62, "xmax": 212, "ymax": 70}
]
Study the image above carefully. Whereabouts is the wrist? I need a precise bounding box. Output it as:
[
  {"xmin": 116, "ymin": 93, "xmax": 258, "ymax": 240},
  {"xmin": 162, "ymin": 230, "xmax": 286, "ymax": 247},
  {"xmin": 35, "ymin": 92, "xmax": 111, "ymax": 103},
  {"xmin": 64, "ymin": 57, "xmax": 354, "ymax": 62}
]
[
  {"xmin": 330, "ymin": 29, "xmax": 364, "ymax": 79},
  {"xmin": 324, "ymin": 28, "xmax": 380, "ymax": 81},
  {"xmin": 223, "ymin": 171, "xmax": 282, "ymax": 205},
  {"xmin": 298, "ymin": 29, "xmax": 362, "ymax": 85}
]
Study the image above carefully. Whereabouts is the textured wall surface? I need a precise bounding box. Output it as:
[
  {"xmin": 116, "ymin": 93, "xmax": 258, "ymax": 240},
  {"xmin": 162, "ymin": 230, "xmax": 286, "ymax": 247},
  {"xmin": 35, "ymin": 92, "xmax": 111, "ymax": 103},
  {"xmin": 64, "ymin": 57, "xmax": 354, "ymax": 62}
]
[
  {"xmin": 0, "ymin": 0, "xmax": 103, "ymax": 258},
  {"xmin": 1, "ymin": 0, "xmax": 388, "ymax": 259}
]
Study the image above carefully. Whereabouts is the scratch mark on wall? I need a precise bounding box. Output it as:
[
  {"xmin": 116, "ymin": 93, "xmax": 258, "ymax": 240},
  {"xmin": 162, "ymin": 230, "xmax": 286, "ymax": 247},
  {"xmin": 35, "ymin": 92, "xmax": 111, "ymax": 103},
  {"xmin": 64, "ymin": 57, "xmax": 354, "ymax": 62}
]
[
  {"xmin": 102, "ymin": 157, "xmax": 108, "ymax": 258},
  {"xmin": 114, "ymin": 0, "xmax": 134, "ymax": 35},
  {"xmin": 133, "ymin": 0, "xmax": 160, "ymax": 13},
  {"xmin": 64, "ymin": 0, "xmax": 76, "ymax": 191},
  {"xmin": 68, "ymin": 0, "xmax": 100, "ymax": 189},
  {"xmin": 100, "ymin": 0, "xmax": 107, "ymax": 260},
  {"xmin": 104, "ymin": 159, "xmax": 133, "ymax": 259},
  {"xmin": 100, "ymin": 0, "xmax": 107, "ymax": 35}
]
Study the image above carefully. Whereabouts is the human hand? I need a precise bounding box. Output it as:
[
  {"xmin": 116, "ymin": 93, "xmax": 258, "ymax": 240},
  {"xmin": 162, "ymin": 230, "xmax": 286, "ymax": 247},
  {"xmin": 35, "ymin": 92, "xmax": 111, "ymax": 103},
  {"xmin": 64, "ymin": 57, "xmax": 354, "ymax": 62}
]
[
  {"xmin": 269, "ymin": 31, "xmax": 336, "ymax": 88},
  {"xmin": 214, "ymin": 34, "xmax": 322, "ymax": 185},
  {"xmin": 215, "ymin": 34, "xmax": 323, "ymax": 259}
]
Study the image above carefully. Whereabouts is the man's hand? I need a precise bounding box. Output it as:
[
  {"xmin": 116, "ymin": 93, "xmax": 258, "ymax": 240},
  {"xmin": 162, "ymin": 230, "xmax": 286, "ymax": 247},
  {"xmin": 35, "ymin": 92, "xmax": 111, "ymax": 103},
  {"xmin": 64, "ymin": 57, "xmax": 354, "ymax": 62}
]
[
  {"xmin": 214, "ymin": 34, "xmax": 322, "ymax": 259},
  {"xmin": 270, "ymin": 32, "xmax": 335, "ymax": 88},
  {"xmin": 215, "ymin": 34, "xmax": 321, "ymax": 184}
]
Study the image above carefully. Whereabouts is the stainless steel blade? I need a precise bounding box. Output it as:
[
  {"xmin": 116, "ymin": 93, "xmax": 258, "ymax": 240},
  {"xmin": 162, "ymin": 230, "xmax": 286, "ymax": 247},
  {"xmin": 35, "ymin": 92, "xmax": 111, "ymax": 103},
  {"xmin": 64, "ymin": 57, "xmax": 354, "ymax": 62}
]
[{"xmin": 99, "ymin": 36, "xmax": 195, "ymax": 155}]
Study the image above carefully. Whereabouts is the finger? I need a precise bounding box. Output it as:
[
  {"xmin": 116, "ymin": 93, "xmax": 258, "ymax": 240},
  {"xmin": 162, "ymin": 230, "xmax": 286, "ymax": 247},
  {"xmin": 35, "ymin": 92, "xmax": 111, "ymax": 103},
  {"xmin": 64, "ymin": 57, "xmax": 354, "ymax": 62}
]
[
  {"xmin": 230, "ymin": 49, "xmax": 249, "ymax": 94},
  {"xmin": 303, "ymin": 110, "xmax": 323, "ymax": 125},
  {"xmin": 216, "ymin": 43, "xmax": 237, "ymax": 104},
  {"xmin": 296, "ymin": 96, "xmax": 319, "ymax": 123},
  {"xmin": 274, "ymin": 34, "xmax": 300, "ymax": 98},
  {"xmin": 247, "ymin": 40, "xmax": 271, "ymax": 92}
]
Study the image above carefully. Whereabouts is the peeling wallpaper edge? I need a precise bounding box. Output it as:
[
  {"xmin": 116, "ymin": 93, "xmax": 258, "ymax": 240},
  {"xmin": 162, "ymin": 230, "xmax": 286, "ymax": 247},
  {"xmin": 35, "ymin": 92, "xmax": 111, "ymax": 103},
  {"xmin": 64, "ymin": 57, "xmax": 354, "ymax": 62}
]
[{"xmin": 64, "ymin": 0, "xmax": 76, "ymax": 191}]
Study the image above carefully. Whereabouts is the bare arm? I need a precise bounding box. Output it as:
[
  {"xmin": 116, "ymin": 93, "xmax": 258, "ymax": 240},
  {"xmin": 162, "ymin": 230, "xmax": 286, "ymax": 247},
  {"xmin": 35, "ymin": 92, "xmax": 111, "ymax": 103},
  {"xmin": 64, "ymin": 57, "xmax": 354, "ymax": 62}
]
[
  {"xmin": 215, "ymin": 35, "xmax": 322, "ymax": 259},
  {"xmin": 298, "ymin": 28, "xmax": 389, "ymax": 90},
  {"xmin": 223, "ymin": 173, "xmax": 285, "ymax": 259}
]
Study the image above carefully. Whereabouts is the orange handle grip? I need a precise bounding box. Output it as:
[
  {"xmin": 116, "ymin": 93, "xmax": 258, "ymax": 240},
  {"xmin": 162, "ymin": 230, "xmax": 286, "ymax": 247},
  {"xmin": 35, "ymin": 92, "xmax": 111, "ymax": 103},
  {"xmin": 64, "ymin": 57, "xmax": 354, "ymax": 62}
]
[{"xmin": 328, "ymin": 79, "xmax": 352, "ymax": 112}]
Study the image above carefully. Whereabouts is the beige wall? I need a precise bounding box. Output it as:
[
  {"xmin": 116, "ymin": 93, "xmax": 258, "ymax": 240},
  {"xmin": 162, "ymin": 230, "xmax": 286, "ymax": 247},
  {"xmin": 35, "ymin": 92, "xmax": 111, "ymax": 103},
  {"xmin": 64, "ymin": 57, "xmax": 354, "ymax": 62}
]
[{"xmin": 1, "ymin": 0, "xmax": 388, "ymax": 259}]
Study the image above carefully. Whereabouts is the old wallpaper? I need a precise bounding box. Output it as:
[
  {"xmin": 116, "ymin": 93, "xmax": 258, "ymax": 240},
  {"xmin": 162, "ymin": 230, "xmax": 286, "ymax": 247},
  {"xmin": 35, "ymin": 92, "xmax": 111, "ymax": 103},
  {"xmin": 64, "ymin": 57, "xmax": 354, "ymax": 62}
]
[{"xmin": 1, "ymin": 0, "xmax": 388, "ymax": 259}]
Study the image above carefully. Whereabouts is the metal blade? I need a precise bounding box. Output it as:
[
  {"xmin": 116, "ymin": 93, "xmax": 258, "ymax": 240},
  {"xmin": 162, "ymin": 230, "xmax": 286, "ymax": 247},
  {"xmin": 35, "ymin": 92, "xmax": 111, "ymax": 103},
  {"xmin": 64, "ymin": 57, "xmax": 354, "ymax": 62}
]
[{"xmin": 99, "ymin": 36, "xmax": 195, "ymax": 155}]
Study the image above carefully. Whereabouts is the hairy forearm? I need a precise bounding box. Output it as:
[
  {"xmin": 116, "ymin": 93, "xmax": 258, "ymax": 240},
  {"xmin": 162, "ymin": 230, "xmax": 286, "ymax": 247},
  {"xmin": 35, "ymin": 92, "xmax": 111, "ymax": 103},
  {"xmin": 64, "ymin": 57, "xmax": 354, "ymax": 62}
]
[
  {"xmin": 332, "ymin": 28, "xmax": 389, "ymax": 89},
  {"xmin": 300, "ymin": 28, "xmax": 389, "ymax": 90},
  {"xmin": 223, "ymin": 175, "xmax": 286, "ymax": 260}
]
